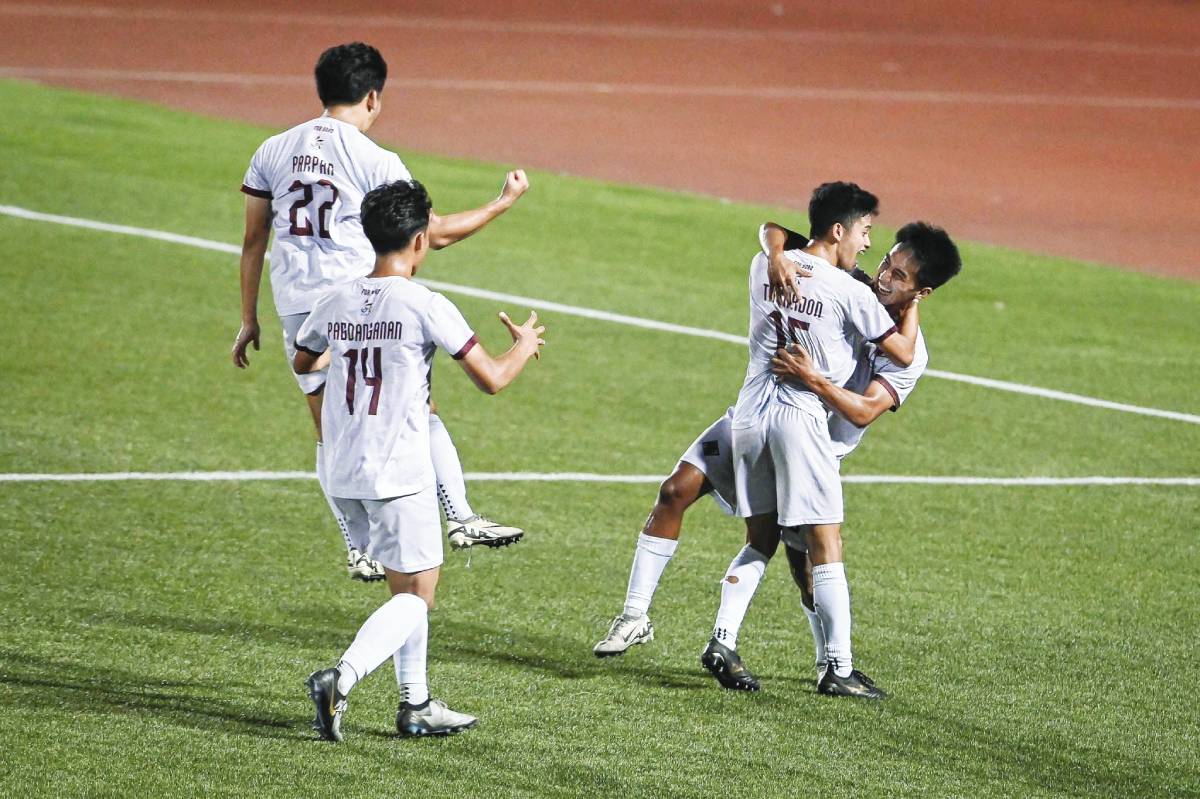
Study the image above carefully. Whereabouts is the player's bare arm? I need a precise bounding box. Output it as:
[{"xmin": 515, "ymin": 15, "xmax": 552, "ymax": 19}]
[
  {"xmin": 457, "ymin": 310, "xmax": 546, "ymax": 394},
  {"xmin": 231, "ymin": 195, "xmax": 272, "ymax": 368},
  {"xmin": 873, "ymin": 298, "xmax": 919, "ymax": 367},
  {"xmin": 761, "ymin": 222, "xmax": 814, "ymax": 304},
  {"xmin": 427, "ymin": 170, "xmax": 530, "ymax": 250},
  {"xmin": 771, "ymin": 344, "xmax": 896, "ymax": 428}
]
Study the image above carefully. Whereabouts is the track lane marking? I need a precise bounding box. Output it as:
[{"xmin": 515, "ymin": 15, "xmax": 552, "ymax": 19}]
[
  {"xmin": 2, "ymin": 68, "xmax": 1197, "ymax": 112},
  {"xmin": 2, "ymin": 203, "xmax": 1198, "ymax": 426}
]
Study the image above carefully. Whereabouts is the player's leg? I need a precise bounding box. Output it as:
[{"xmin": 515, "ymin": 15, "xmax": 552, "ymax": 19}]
[
  {"xmin": 378, "ymin": 485, "xmax": 477, "ymax": 737},
  {"xmin": 593, "ymin": 462, "xmax": 707, "ymax": 657},
  {"xmin": 784, "ymin": 539, "xmax": 826, "ymax": 681},
  {"xmin": 282, "ymin": 312, "xmax": 384, "ymax": 582},
  {"xmin": 304, "ymin": 499, "xmax": 430, "ymax": 742},
  {"xmin": 772, "ymin": 405, "xmax": 882, "ymax": 699},
  {"xmin": 428, "ymin": 405, "xmax": 523, "ymax": 550},
  {"xmin": 700, "ymin": 421, "xmax": 774, "ymax": 691}
]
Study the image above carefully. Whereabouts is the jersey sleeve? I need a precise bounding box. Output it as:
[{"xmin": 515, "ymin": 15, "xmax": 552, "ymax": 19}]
[
  {"xmin": 426, "ymin": 293, "xmax": 477, "ymax": 360},
  {"xmin": 240, "ymin": 143, "xmax": 273, "ymax": 199},
  {"xmin": 846, "ymin": 283, "xmax": 898, "ymax": 344},
  {"xmin": 378, "ymin": 151, "xmax": 413, "ymax": 185},
  {"xmin": 294, "ymin": 297, "xmax": 332, "ymax": 356},
  {"xmin": 871, "ymin": 336, "xmax": 928, "ymax": 411}
]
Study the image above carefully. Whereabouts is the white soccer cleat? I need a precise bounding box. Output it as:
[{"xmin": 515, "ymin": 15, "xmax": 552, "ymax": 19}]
[
  {"xmin": 396, "ymin": 699, "xmax": 478, "ymax": 737},
  {"xmin": 446, "ymin": 515, "xmax": 524, "ymax": 549},
  {"xmin": 593, "ymin": 613, "xmax": 654, "ymax": 657},
  {"xmin": 346, "ymin": 548, "xmax": 386, "ymax": 582}
]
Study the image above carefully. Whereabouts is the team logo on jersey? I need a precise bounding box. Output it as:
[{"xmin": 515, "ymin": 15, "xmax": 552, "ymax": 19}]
[
  {"xmin": 310, "ymin": 136, "xmax": 325, "ymax": 151},
  {"xmin": 360, "ymin": 300, "xmax": 373, "ymax": 315}
]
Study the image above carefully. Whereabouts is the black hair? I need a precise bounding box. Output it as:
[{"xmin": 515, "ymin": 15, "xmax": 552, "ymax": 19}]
[
  {"xmin": 807, "ymin": 182, "xmax": 880, "ymax": 239},
  {"xmin": 894, "ymin": 222, "xmax": 962, "ymax": 290},
  {"xmin": 314, "ymin": 42, "xmax": 387, "ymax": 107},
  {"xmin": 360, "ymin": 180, "xmax": 432, "ymax": 254}
]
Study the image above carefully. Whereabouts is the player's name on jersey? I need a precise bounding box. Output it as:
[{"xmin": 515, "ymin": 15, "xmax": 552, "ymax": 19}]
[
  {"xmin": 293, "ymin": 154, "xmax": 335, "ymax": 177},
  {"xmin": 761, "ymin": 283, "xmax": 824, "ymax": 317},
  {"xmin": 328, "ymin": 321, "xmax": 404, "ymax": 342}
]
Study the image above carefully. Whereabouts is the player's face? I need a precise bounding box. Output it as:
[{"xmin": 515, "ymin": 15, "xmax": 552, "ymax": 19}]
[
  {"xmin": 872, "ymin": 245, "xmax": 924, "ymax": 308},
  {"xmin": 835, "ymin": 214, "xmax": 873, "ymax": 270}
]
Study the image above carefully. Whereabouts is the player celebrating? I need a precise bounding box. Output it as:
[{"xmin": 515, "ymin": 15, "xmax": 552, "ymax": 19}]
[
  {"xmin": 232, "ymin": 42, "xmax": 527, "ymax": 583},
  {"xmin": 703, "ymin": 220, "xmax": 961, "ymax": 697},
  {"xmin": 594, "ymin": 219, "xmax": 958, "ymax": 666},
  {"xmin": 300, "ymin": 179, "xmax": 545, "ymax": 740}
]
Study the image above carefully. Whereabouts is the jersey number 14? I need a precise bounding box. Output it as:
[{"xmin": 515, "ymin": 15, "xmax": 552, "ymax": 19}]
[{"xmin": 343, "ymin": 347, "xmax": 382, "ymax": 415}]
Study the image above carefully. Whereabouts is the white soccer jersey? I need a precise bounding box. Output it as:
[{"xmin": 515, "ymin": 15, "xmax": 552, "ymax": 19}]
[
  {"xmin": 294, "ymin": 277, "xmax": 477, "ymax": 500},
  {"xmin": 731, "ymin": 250, "xmax": 898, "ymax": 429},
  {"xmin": 829, "ymin": 329, "xmax": 928, "ymax": 460},
  {"xmin": 241, "ymin": 116, "xmax": 412, "ymax": 316}
]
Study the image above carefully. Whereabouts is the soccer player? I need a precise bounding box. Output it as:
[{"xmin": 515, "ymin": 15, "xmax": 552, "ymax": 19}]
[
  {"xmin": 702, "ymin": 216, "xmax": 961, "ymax": 700},
  {"xmin": 593, "ymin": 220, "xmax": 958, "ymax": 663},
  {"xmin": 300, "ymin": 179, "xmax": 545, "ymax": 740},
  {"xmin": 232, "ymin": 42, "xmax": 527, "ymax": 583}
]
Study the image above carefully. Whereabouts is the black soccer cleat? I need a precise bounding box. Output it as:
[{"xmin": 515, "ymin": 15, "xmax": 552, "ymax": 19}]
[
  {"xmin": 817, "ymin": 665, "xmax": 887, "ymax": 700},
  {"xmin": 306, "ymin": 667, "xmax": 348, "ymax": 742},
  {"xmin": 700, "ymin": 637, "xmax": 761, "ymax": 692}
]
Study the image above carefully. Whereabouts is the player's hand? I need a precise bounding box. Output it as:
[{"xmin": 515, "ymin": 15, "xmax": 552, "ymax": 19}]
[
  {"xmin": 767, "ymin": 251, "xmax": 812, "ymax": 305},
  {"xmin": 770, "ymin": 343, "xmax": 815, "ymax": 384},
  {"xmin": 232, "ymin": 321, "xmax": 261, "ymax": 368},
  {"xmin": 499, "ymin": 310, "xmax": 546, "ymax": 360},
  {"xmin": 498, "ymin": 170, "xmax": 530, "ymax": 207}
]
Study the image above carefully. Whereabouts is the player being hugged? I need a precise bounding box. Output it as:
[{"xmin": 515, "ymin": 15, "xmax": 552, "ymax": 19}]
[{"xmin": 297, "ymin": 179, "xmax": 545, "ymax": 740}]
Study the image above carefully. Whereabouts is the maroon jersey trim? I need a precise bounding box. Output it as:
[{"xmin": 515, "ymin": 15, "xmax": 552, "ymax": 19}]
[
  {"xmin": 294, "ymin": 341, "xmax": 325, "ymax": 357},
  {"xmin": 241, "ymin": 184, "xmax": 272, "ymax": 199},
  {"xmin": 870, "ymin": 325, "xmax": 898, "ymax": 345},
  {"xmin": 452, "ymin": 334, "xmax": 479, "ymax": 360},
  {"xmin": 872, "ymin": 375, "xmax": 900, "ymax": 411}
]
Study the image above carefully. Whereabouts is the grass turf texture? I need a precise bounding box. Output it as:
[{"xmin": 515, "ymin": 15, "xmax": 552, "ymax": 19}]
[{"xmin": 0, "ymin": 79, "xmax": 1197, "ymax": 797}]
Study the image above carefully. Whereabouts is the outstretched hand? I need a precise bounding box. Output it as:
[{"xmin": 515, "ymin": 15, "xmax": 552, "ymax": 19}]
[
  {"xmin": 499, "ymin": 169, "xmax": 530, "ymax": 206},
  {"xmin": 499, "ymin": 310, "xmax": 546, "ymax": 360},
  {"xmin": 767, "ymin": 251, "xmax": 813, "ymax": 305},
  {"xmin": 232, "ymin": 321, "xmax": 261, "ymax": 368}
]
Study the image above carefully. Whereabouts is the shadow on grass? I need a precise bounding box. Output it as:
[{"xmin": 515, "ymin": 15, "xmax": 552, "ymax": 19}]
[{"xmin": 0, "ymin": 650, "xmax": 303, "ymax": 741}]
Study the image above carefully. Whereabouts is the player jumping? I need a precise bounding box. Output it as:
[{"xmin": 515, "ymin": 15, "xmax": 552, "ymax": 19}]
[{"xmin": 233, "ymin": 42, "xmax": 527, "ymax": 583}]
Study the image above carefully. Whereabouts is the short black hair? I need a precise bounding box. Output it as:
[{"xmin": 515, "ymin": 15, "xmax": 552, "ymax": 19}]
[
  {"xmin": 361, "ymin": 180, "xmax": 432, "ymax": 254},
  {"xmin": 894, "ymin": 222, "xmax": 962, "ymax": 290},
  {"xmin": 808, "ymin": 182, "xmax": 880, "ymax": 239},
  {"xmin": 314, "ymin": 42, "xmax": 387, "ymax": 107}
]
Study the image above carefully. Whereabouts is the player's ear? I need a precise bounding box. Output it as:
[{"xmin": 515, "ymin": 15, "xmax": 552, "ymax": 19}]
[
  {"xmin": 365, "ymin": 88, "xmax": 380, "ymax": 113},
  {"xmin": 830, "ymin": 222, "xmax": 844, "ymax": 243},
  {"xmin": 916, "ymin": 287, "xmax": 933, "ymax": 302}
]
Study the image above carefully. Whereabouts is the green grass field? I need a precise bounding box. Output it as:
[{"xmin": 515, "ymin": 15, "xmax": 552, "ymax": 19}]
[{"xmin": 1, "ymin": 79, "xmax": 1198, "ymax": 798}]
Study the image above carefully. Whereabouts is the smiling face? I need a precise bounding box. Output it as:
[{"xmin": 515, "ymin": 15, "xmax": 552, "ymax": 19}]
[
  {"xmin": 833, "ymin": 213, "xmax": 874, "ymax": 270},
  {"xmin": 872, "ymin": 244, "xmax": 931, "ymax": 309}
]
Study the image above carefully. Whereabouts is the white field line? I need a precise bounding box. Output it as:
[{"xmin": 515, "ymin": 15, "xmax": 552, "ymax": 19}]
[
  {"xmin": 2, "ymin": 203, "xmax": 1199, "ymax": 426},
  {"xmin": 2, "ymin": 4, "xmax": 1198, "ymax": 59},
  {"xmin": 1, "ymin": 471, "xmax": 1196, "ymax": 487},
  {"xmin": 2, "ymin": 67, "xmax": 1197, "ymax": 112}
]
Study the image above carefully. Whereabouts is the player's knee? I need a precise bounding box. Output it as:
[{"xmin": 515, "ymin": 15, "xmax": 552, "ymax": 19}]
[{"xmin": 656, "ymin": 476, "xmax": 694, "ymax": 511}]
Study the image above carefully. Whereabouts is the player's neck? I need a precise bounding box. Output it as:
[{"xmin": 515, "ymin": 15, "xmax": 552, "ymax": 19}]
[
  {"xmin": 368, "ymin": 252, "xmax": 416, "ymax": 279},
  {"xmin": 323, "ymin": 105, "xmax": 372, "ymax": 133},
  {"xmin": 802, "ymin": 240, "xmax": 841, "ymax": 270}
]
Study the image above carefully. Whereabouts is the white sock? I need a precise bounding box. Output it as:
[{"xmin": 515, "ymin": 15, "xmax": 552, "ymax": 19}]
[
  {"xmin": 622, "ymin": 533, "xmax": 678, "ymax": 617},
  {"xmin": 812, "ymin": 562, "xmax": 853, "ymax": 677},
  {"xmin": 336, "ymin": 593, "xmax": 427, "ymax": 695},
  {"xmin": 393, "ymin": 612, "xmax": 429, "ymax": 707},
  {"xmin": 316, "ymin": 442, "xmax": 355, "ymax": 553},
  {"xmin": 711, "ymin": 545, "xmax": 768, "ymax": 649},
  {"xmin": 802, "ymin": 603, "xmax": 827, "ymax": 676},
  {"xmin": 429, "ymin": 413, "xmax": 474, "ymax": 521}
]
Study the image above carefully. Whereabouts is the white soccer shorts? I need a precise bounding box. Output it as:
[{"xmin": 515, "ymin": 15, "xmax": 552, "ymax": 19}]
[
  {"xmin": 281, "ymin": 312, "xmax": 328, "ymax": 395},
  {"xmin": 333, "ymin": 484, "xmax": 443, "ymax": 574},
  {"xmin": 677, "ymin": 408, "xmax": 737, "ymax": 515},
  {"xmin": 732, "ymin": 403, "xmax": 843, "ymax": 527}
]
